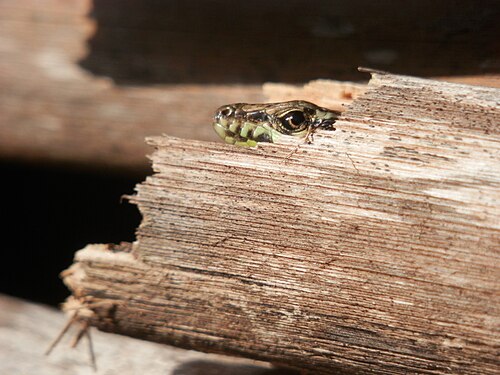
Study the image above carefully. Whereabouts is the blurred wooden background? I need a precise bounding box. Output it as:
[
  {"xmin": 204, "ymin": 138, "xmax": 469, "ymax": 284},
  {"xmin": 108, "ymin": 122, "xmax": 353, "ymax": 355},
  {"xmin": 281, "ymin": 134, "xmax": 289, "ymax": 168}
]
[{"xmin": 0, "ymin": 0, "xmax": 499, "ymax": 172}]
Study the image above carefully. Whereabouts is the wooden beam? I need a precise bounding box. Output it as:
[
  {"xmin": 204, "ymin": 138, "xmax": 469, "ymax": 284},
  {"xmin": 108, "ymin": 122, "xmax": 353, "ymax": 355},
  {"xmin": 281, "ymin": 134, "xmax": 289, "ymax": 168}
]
[
  {"xmin": 63, "ymin": 72, "xmax": 500, "ymax": 374},
  {"xmin": 1, "ymin": 1, "xmax": 499, "ymax": 174},
  {"xmin": 0, "ymin": 0, "xmax": 263, "ymax": 172}
]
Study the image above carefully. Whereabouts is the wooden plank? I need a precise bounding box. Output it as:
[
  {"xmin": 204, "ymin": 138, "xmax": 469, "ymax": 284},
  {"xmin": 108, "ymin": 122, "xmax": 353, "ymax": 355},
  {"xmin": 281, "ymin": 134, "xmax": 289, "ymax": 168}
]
[
  {"xmin": 0, "ymin": 294, "xmax": 284, "ymax": 374},
  {"xmin": 1, "ymin": 0, "xmax": 499, "ymax": 173},
  {"xmin": 63, "ymin": 72, "xmax": 500, "ymax": 374}
]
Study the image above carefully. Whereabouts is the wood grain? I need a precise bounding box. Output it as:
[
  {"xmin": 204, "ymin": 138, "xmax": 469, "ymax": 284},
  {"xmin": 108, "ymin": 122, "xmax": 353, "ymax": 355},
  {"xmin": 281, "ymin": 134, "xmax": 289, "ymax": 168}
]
[{"xmin": 63, "ymin": 72, "xmax": 500, "ymax": 374}]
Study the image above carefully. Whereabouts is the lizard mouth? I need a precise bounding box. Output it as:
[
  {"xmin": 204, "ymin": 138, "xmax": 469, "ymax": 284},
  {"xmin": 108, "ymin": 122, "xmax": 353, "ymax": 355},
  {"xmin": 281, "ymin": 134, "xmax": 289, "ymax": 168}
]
[{"xmin": 213, "ymin": 118, "xmax": 282, "ymax": 147}]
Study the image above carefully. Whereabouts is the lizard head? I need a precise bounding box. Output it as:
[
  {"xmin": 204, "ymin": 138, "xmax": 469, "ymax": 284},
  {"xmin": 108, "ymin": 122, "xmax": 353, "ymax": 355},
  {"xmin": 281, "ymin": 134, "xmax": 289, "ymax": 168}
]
[{"xmin": 213, "ymin": 100, "xmax": 339, "ymax": 147}]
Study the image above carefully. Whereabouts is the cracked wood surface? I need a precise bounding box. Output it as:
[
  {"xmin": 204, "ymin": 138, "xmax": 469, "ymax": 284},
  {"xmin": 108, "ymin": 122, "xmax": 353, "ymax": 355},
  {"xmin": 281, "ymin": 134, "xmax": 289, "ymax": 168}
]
[{"xmin": 64, "ymin": 72, "xmax": 500, "ymax": 374}]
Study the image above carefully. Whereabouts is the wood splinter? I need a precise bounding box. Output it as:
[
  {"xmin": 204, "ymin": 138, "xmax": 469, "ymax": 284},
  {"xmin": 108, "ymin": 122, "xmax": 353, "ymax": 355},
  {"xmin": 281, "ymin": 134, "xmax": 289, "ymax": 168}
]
[{"xmin": 46, "ymin": 296, "xmax": 118, "ymax": 371}]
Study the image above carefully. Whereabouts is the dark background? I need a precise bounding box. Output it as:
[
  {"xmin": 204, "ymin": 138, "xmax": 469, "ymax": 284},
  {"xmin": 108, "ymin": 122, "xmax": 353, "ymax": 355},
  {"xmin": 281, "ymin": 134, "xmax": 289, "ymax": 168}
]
[
  {"xmin": 81, "ymin": 0, "xmax": 499, "ymax": 84},
  {"xmin": 1, "ymin": 0, "xmax": 499, "ymax": 307},
  {"xmin": 1, "ymin": 162, "xmax": 142, "ymax": 306}
]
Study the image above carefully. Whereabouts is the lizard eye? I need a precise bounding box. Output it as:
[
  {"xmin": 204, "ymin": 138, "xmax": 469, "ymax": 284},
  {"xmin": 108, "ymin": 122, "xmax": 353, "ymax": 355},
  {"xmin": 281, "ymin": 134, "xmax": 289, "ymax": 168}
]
[{"xmin": 281, "ymin": 110, "xmax": 307, "ymax": 131}]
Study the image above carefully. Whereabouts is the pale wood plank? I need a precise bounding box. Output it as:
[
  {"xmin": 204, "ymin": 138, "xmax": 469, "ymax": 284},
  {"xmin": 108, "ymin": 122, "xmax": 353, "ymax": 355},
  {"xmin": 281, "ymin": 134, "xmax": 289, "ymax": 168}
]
[{"xmin": 0, "ymin": 294, "xmax": 283, "ymax": 374}]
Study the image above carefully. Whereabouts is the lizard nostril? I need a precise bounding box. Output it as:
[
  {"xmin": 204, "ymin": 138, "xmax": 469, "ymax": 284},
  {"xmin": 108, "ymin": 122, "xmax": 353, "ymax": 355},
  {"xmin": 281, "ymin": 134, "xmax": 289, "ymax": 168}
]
[{"xmin": 217, "ymin": 106, "xmax": 233, "ymax": 118}]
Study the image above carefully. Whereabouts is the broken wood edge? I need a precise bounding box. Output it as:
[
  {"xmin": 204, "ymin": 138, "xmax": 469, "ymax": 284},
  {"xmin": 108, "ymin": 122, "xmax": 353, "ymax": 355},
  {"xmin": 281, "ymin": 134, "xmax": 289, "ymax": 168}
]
[
  {"xmin": 59, "ymin": 76, "xmax": 374, "ymax": 324},
  {"xmin": 61, "ymin": 243, "xmax": 302, "ymax": 371},
  {"xmin": 54, "ymin": 243, "xmax": 138, "ymax": 362},
  {"xmin": 62, "ymin": 242, "xmax": 138, "ymax": 316}
]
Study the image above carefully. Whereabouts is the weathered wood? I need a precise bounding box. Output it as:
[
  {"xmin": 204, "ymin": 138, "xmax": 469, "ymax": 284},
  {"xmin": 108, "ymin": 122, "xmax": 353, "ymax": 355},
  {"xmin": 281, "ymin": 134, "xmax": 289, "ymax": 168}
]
[
  {"xmin": 434, "ymin": 75, "xmax": 500, "ymax": 88},
  {"xmin": 63, "ymin": 72, "xmax": 500, "ymax": 374},
  {"xmin": 0, "ymin": 294, "xmax": 284, "ymax": 374},
  {"xmin": 1, "ymin": 0, "xmax": 499, "ymax": 173}
]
